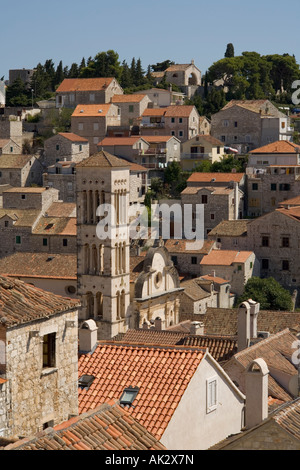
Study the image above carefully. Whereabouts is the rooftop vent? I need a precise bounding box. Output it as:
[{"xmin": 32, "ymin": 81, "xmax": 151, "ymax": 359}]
[{"xmin": 98, "ymin": 109, "xmax": 103, "ymax": 113}]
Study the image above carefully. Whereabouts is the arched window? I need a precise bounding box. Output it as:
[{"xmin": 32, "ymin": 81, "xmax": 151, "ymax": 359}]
[
  {"xmin": 121, "ymin": 290, "xmax": 126, "ymax": 318},
  {"xmin": 91, "ymin": 244, "xmax": 98, "ymax": 274},
  {"xmin": 116, "ymin": 291, "xmax": 121, "ymax": 319},
  {"xmin": 86, "ymin": 292, "xmax": 94, "ymax": 319},
  {"xmin": 84, "ymin": 244, "xmax": 90, "ymax": 274},
  {"xmin": 99, "ymin": 244, "xmax": 104, "ymax": 274},
  {"xmin": 96, "ymin": 292, "xmax": 103, "ymax": 319}
]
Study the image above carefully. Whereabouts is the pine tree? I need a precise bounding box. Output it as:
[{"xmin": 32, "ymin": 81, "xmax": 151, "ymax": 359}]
[
  {"xmin": 225, "ymin": 43, "xmax": 235, "ymax": 58},
  {"xmin": 120, "ymin": 60, "xmax": 133, "ymax": 89},
  {"xmin": 54, "ymin": 60, "xmax": 64, "ymax": 88}
]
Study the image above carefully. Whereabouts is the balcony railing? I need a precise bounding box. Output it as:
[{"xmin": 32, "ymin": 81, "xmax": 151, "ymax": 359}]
[
  {"xmin": 140, "ymin": 122, "xmax": 165, "ymax": 128},
  {"xmin": 181, "ymin": 152, "xmax": 212, "ymax": 160}
]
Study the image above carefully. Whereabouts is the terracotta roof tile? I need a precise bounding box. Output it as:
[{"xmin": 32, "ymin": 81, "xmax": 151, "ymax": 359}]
[
  {"xmin": 250, "ymin": 140, "xmax": 300, "ymax": 154},
  {"xmin": 182, "ymin": 307, "xmax": 300, "ymax": 337},
  {"xmin": 0, "ymin": 252, "xmax": 77, "ymax": 280},
  {"xmin": 58, "ymin": 132, "xmax": 88, "ymax": 143},
  {"xmin": 56, "ymin": 78, "xmax": 115, "ymax": 93},
  {"xmin": 200, "ymin": 250, "xmax": 253, "ymax": 266},
  {"xmin": 187, "ymin": 172, "xmax": 245, "ymax": 184},
  {"xmin": 111, "ymin": 94, "xmax": 146, "ymax": 103},
  {"xmin": 142, "ymin": 108, "xmax": 166, "ymax": 117},
  {"xmin": 208, "ymin": 220, "xmax": 249, "ymax": 237},
  {"xmin": 76, "ymin": 150, "xmax": 131, "ymax": 168},
  {"xmin": 165, "ymin": 238, "xmax": 214, "ymax": 255},
  {"xmin": 0, "ymin": 154, "xmax": 33, "ymax": 169},
  {"xmin": 112, "ymin": 328, "xmax": 237, "ymax": 363},
  {"xmin": 98, "ymin": 136, "xmax": 143, "ymax": 146},
  {"xmin": 3, "ymin": 402, "xmax": 165, "ymax": 450},
  {"xmin": 0, "ymin": 275, "xmax": 79, "ymax": 328},
  {"xmin": 164, "ymin": 105, "xmax": 196, "ymax": 117},
  {"xmin": 78, "ymin": 342, "xmax": 205, "ymax": 440},
  {"xmin": 72, "ymin": 104, "xmax": 114, "ymax": 117}
]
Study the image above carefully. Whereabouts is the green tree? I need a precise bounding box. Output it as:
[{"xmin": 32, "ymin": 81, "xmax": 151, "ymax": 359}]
[
  {"xmin": 120, "ymin": 60, "xmax": 133, "ymax": 89},
  {"xmin": 151, "ymin": 60, "xmax": 175, "ymax": 72},
  {"xmin": 225, "ymin": 43, "xmax": 235, "ymax": 58},
  {"xmin": 236, "ymin": 277, "xmax": 293, "ymax": 311},
  {"xmin": 53, "ymin": 60, "xmax": 65, "ymax": 88},
  {"xmin": 5, "ymin": 77, "xmax": 31, "ymax": 106},
  {"xmin": 164, "ymin": 161, "xmax": 182, "ymax": 185}
]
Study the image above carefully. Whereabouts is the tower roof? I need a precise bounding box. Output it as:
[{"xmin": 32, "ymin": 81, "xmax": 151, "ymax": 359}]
[{"xmin": 76, "ymin": 150, "xmax": 131, "ymax": 168}]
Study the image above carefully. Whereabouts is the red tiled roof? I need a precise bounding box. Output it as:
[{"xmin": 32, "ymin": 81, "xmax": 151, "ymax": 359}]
[
  {"xmin": 200, "ymin": 250, "xmax": 253, "ymax": 266},
  {"xmin": 98, "ymin": 136, "xmax": 144, "ymax": 146},
  {"xmin": 76, "ymin": 150, "xmax": 131, "ymax": 168},
  {"xmin": 78, "ymin": 342, "xmax": 206, "ymax": 440},
  {"xmin": 142, "ymin": 108, "xmax": 166, "ymax": 117},
  {"xmin": 165, "ymin": 238, "xmax": 214, "ymax": 255},
  {"xmin": 58, "ymin": 133, "xmax": 88, "ymax": 143},
  {"xmin": 250, "ymin": 141, "xmax": 300, "ymax": 154},
  {"xmin": 56, "ymin": 78, "xmax": 115, "ymax": 93},
  {"xmin": 142, "ymin": 135, "xmax": 176, "ymax": 143},
  {"xmin": 0, "ymin": 252, "xmax": 77, "ymax": 280},
  {"xmin": 112, "ymin": 329, "xmax": 237, "ymax": 363},
  {"xmin": 3, "ymin": 402, "xmax": 166, "ymax": 451},
  {"xmin": 72, "ymin": 104, "xmax": 114, "ymax": 117},
  {"xmin": 111, "ymin": 94, "xmax": 146, "ymax": 103},
  {"xmin": 0, "ymin": 275, "xmax": 79, "ymax": 328},
  {"xmin": 187, "ymin": 172, "xmax": 245, "ymax": 184},
  {"xmin": 164, "ymin": 105, "xmax": 196, "ymax": 117}
]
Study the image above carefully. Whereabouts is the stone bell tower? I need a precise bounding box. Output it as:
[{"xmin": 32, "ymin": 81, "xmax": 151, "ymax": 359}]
[{"xmin": 76, "ymin": 150, "xmax": 131, "ymax": 339}]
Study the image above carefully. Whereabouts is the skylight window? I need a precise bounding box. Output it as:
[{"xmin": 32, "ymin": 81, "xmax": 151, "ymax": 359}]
[
  {"xmin": 78, "ymin": 374, "xmax": 95, "ymax": 389},
  {"xmin": 120, "ymin": 386, "xmax": 139, "ymax": 406}
]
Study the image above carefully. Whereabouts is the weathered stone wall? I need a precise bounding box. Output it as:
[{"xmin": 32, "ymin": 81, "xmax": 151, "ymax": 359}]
[
  {"xmin": 43, "ymin": 134, "xmax": 90, "ymax": 167},
  {"xmin": 1, "ymin": 310, "xmax": 78, "ymax": 438}
]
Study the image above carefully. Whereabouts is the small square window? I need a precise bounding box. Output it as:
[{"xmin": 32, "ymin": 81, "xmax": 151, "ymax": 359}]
[
  {"xmin": 191, "ymin": 257, "xmax": 197, "ymax": 265},
  {"xmin": 120, "ymin": 386, "xmax": 139, "ymax": 406},
  {"xmin": 282, "ymin": 260, "xmax": 290, "ymax": 271},
  {"xmin": 63, "ymin": 239, "xmax": 68, "ymax": 247},
  {"xmin": 16, "ymin": 235, "xmax": 21, "ymax": 245},
  {"xmin": 129, "ymin": 105, "xmax": 134, "ymax": 113},
  {"xmin": 262, "ymin": 236, "xmax": 269, "ymax": 247},
  {"xmin": 262, "ymin": 259, "xmax": 269, "ymax": 270},
  {"xmin": 56, "ymin": 144, "xmax": 60, "ymax": 151},
  {"xmin": 202, "ymin": 195, "xmax": 208, "ymax": 204},
  {"xmin": 252, "ymin": 183, "xmax": 258, "ymax": 191},
  {"xmin": 171, "ymin": 117, "xmax": 175, "ymax": 123},
  {"xmin": 282, "ymin": 237, "xmax": 290, "ymax": 248},
  {"xmin": 271, "ymin": 183, "xmax": 277, "ymax": 191},
  {"xmin": 43, "ymin": 238, "xmax": 48, "ymax": 246}
]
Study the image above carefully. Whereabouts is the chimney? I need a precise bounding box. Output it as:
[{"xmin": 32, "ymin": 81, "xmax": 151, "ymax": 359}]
[
  {"xmin": 154, "ymin": 317, "xmax": 162, "ymax": 331},
  {"xmin": 237, "ymin": 300, "xmax": 260, "ymax": 351},
  {"xmin": 237, "ymin": 302, "xmax": 251, "ymax": 352},
  {"xmin": 245, "ymin": 358, "xmax": 269, "ymax": 429},
  {"xmin": 190, "ymin": 321, "xmax": 204, "ymax": 336},
  {"xmin": 79, "ymin": 319, "xmax": 98, "ymax": 353}
]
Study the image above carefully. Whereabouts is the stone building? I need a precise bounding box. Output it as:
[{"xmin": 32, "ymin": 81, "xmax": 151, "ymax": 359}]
[
  {"xmin": 71, "ymin": 103, "xmax": 120, "ymax": 154},
  {"xmin": 0, "ymin": 154, "xmax": 43, "ymax": 187},
  {"xmin": 181, "ymin": 134, "xmax": 225, "ymax": 171},
  {"xmin": 247, "ymin": 165, "xmax": 300, "ymax": 217},
  {"xmin": 211, "ymin": 100, "xmax": 291, "ymax": 153},
  {"xmin": 0, "ymin": 275, "xmax": 80, "ymax": 439},
  {"xmin": 43, "ymin": 132, "xmax": 90, "ymax": 168},
  {"xmin": 133, "ymin": 87, "xmax": 185, "ymax": 107},
  {"xmin": 140, "ymin": 105, "xmax": 200, "ymax": 142},
  {"xmin": 152, "ymin": 61, "xmax": 202, "ymax": 99},
  {"xmin": 0, "ymin": 138, "xmax": 22, "ymax": 156},
  {"xmin": 9, "ymin": 68, "xmax": 35, "ymax": 87},
  {"xmin": 98, "ymin": 135, "xmax": 181, "ymax": 168},
  {"xmin": 0, "ymin": 118, "xmax": 23, "ymax": 149},
  {"xmin": 43, "ymin": 161, "xmax": 77, "ymax": 202},
  {"xmin": 111, "ymin": 94, "xmax": 151, "ymax": 127},
  {"xmin": 55, "ymin": 77, "xmax": 123, "ymax": 108},
  {"xmin": 207, "ymin": 220, "xmax": 250, "ymax": 251},
  {"xmin": 76, "ymin": 150, "xmax": 131, "ymax": 339},
  {"xmin": 0, "ymin": 188, "xmax": 77, "ymax": 258},
  {"xmin": 246, "ymin": 206, "xmax": 300, "ymax": 291},
  {"xmin": 199, "ymin": 249, "xmax": 259, "ymax": 296}
]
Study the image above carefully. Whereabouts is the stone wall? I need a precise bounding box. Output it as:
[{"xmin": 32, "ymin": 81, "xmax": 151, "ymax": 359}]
[{"xmin": 0, "ymin": 309, "xmax": 79, "ymax": 438}]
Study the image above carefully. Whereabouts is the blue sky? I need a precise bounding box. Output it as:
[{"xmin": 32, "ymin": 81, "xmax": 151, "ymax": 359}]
[{"xmin": 1, "ymin": 0, "xmax": 300, "ymax": 80}]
